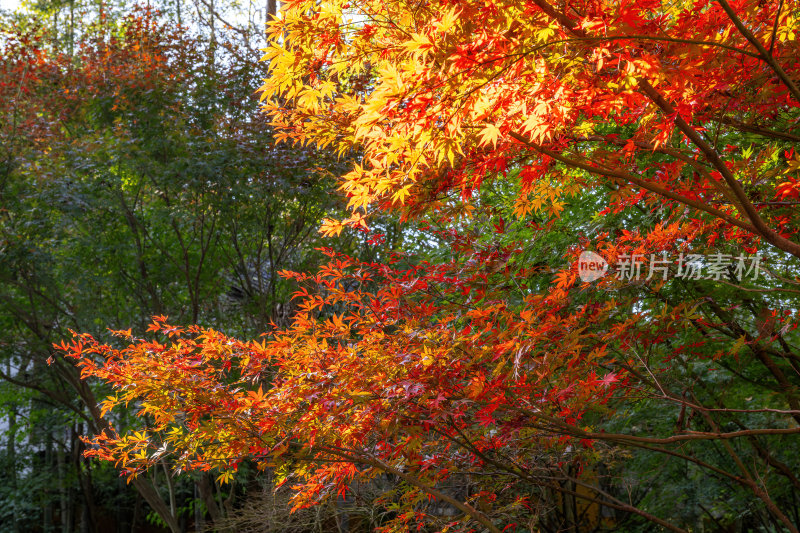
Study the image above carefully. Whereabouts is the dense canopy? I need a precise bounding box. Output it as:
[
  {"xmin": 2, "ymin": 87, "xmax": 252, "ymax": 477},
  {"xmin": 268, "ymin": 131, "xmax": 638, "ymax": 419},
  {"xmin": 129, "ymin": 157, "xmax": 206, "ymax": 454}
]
[{"xmin": 10, "ymin": 0, "xmax": 800, "ymax": 531}]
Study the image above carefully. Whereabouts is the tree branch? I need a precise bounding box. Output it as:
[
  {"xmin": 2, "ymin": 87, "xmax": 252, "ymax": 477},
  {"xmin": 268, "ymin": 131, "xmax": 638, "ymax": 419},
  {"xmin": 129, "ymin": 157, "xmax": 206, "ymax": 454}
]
[{"xmin": 715, "ymin": 0, "xmax": 800, "ymax": 103}]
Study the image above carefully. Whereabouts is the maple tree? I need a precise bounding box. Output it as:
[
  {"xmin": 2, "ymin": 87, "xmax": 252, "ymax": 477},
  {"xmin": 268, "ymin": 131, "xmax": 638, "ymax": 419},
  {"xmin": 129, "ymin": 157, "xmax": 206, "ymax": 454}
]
[
  {"xmin": 262, "ymin": 0, "xmax": 800, "ymax": 254},
  {"xmin": 0, "ymin": 4, "xmax": 353, "ymax": 531},
  {"xmin": 58, "ymin": 0, "xmax": 800, "ymax": 531}
]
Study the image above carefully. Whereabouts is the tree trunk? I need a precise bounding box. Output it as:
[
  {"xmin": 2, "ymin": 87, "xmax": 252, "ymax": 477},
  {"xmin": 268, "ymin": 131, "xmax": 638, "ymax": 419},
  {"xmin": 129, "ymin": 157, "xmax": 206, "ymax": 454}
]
[
  {"xmin": 7, "ymin": 396, "xmax": 20, "ymax": 533},
  {"xmin": 194, "ymin": 482, "xmax": 204, "ymax": 532},
  {"xmin": 58, "ymin": 431, "xmax": 68, "ymax": 533},
  {"xmin": 69, "ymin": 0, "xmax": 74, "ymax": 57}
]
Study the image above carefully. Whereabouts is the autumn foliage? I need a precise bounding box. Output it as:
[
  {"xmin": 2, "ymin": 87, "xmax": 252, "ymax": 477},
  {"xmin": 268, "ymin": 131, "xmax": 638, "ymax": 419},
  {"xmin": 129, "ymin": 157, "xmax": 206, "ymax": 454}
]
[
  {"xmin": 261, "ymin": 0, "xmax": 800, "ymax": 256},
  {"xmin": 59, "ymin": 0, "xmax": 800, "ymax": 531}
]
